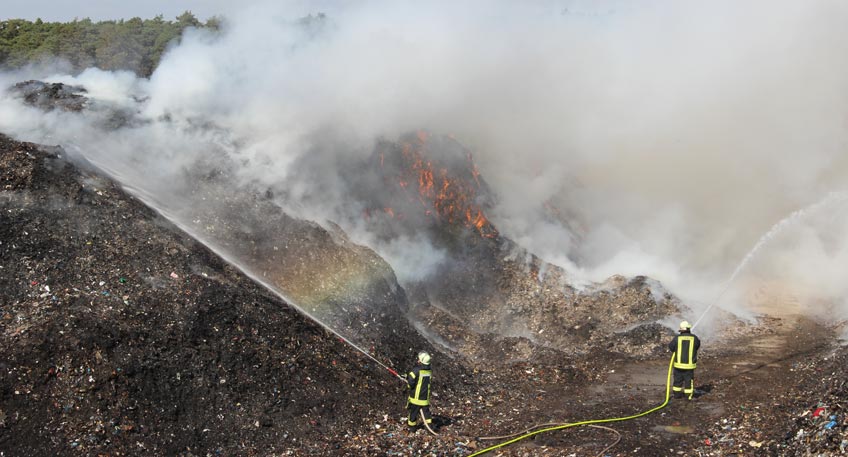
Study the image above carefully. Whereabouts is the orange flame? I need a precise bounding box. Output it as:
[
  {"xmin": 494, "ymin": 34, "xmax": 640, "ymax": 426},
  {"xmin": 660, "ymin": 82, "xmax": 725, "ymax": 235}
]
[
  {"xmin": 419, "ymin": 168, "xmax": 434, "ymax": 196},
  {"xmin": 374, "ymin": 136, "xmax": 498, "ymax": 239}
]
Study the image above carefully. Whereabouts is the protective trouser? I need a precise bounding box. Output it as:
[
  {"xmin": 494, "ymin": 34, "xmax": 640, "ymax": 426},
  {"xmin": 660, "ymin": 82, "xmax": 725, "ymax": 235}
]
[
  {"xmin": 672, "ymin": 367, "xmax": 695, "ymax": 400},
  {"xmin": 407, "ymin": 402, "xmax": 432, "ymax": 426}
]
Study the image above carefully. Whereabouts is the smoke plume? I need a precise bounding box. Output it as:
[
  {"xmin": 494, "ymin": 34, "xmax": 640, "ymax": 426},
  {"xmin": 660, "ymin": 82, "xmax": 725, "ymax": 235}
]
[{"xmin": 2, "ymin": 0, "xmax": 848, "ymax": 329}]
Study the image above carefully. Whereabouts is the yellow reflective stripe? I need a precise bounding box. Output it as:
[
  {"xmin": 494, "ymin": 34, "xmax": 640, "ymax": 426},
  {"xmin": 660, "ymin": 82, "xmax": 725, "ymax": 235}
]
[
  {"xmin": 686, "ymin": 336, "xmax": 694, "ymax": 364},
  {"xmin": 674, "ymin": 336, "xmax": 697, "ymax": 369},
  {"xmin": 414, "ymin": 371, "xmax": 430, "ymax": 400},
  {"xmin": 408, "ymin": 369, "xmax": 431, "ymax": 406}
]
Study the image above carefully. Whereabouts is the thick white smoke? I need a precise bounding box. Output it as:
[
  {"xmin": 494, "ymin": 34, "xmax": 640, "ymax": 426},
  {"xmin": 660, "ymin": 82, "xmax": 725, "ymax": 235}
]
[{"xmin": 1, "ymin": 0, "xmax": 847, "ymax": 326}]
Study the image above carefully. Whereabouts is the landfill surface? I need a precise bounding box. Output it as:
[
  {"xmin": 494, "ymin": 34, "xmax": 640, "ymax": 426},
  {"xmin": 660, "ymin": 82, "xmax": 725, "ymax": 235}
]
[{"xmin": 3, "ymin": 88, "xmax": 848, "ymax": 456}]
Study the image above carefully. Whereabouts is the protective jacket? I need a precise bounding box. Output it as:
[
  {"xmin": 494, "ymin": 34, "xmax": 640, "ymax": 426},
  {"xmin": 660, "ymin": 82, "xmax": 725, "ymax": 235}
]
[
  {"xmin": 668, "ymin": 331, "xmax": 700, "ymax": 369},
  {"xmin": 406, "ymin": 363, "xmax": 432, "ymax": 406}
]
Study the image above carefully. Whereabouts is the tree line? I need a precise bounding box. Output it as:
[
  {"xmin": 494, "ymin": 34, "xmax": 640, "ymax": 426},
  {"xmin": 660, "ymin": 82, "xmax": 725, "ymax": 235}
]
[{"xmin": 0, "ymin": 12, "xmax": 220, "ymax": 77}]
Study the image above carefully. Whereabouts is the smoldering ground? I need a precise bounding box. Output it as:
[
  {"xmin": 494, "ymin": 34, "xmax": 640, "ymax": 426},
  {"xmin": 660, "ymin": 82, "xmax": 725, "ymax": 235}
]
[{"xmin": 1, "ymin": 0, "xmax": 847, "ymax": 330}]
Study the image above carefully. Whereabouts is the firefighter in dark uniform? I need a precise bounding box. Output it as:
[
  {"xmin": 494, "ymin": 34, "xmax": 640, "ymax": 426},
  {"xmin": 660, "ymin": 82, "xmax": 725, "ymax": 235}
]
[
  {"xmin": 668, "ymin": 320, "xmax": 700, "ymax": 400},
  {"xmin": 405, "ymin": 351, "xmax": 433, "ymax": 428}
]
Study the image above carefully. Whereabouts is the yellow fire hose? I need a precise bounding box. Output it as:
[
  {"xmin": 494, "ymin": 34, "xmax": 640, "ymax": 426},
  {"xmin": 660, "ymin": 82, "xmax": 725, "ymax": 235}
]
[{"xmin": 466, "ymin": 354, "xmax": 675, "ymax": 456}]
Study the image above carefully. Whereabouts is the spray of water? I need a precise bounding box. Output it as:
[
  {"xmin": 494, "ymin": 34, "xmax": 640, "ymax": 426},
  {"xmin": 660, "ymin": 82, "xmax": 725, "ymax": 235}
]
[
  {"xmin": 693, "ymin": 191, "xmax": 848, "ymax": 328},
  {"xmin": 727, "ymin": 192, "xmax": 848, "ymax": 287}
]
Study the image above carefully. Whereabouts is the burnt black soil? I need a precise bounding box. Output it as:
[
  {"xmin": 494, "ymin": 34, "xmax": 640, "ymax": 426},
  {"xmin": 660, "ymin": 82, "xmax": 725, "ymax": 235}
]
[
  {"xmin": 0, "ymin": 134, "xmax": 470, "ymax": 456},
  {"xmin": 2, "ymin": 134, "xmax": 848, "ymax": 456}
]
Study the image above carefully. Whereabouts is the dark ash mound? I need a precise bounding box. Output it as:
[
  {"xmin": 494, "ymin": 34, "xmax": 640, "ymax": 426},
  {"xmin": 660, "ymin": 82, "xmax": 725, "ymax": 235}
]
[{"xmin": 0, "ymin": 134, "xmax": 472, "ymax": 455}]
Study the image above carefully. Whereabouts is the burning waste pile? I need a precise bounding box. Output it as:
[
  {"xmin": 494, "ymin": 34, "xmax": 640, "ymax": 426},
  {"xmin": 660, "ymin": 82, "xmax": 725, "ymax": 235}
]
[
  {"xmin": 5, "ymin": 2, "xmax": 848, "ymax": 449},
  {"xmin": 7, "ymin": 80, "xmax": 687, "ymax": 367},
  {"xmin": 335, "ymin": 129, "xmax": 682, "ymax": 362},
  {"xmin": 0, "ymin": 79, "xmax": 697, "ymax": 454},
  {"xmin": 3, "ymin": 72, "xmax": 848, "ymax": 456}
]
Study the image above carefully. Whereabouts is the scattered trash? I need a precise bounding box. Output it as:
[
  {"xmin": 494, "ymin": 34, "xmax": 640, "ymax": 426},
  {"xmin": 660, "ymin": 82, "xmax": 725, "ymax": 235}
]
[{"xmin": 169, "ymin": 272, "xmax": 179, "ymax": 279}]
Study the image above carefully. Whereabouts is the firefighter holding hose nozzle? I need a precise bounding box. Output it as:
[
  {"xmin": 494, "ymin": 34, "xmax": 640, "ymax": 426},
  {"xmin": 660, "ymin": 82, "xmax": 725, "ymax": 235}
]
[
  {"xmin": 405, "ymin": 351, "xmax": 433, "ymax": 428},
  {"xmin": 669, "ymin": 320, "xmax": 700, "ymax": 400}
]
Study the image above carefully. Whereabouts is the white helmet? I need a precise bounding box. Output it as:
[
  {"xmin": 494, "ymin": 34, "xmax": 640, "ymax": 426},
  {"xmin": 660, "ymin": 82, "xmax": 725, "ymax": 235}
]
[
  {"xmin": 417, "ymin": 351, "xmax": 431, "ymax": 365},
  {"xmin": 679, "ymin": 320, "xmax": 692, "ymax": 331}
]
